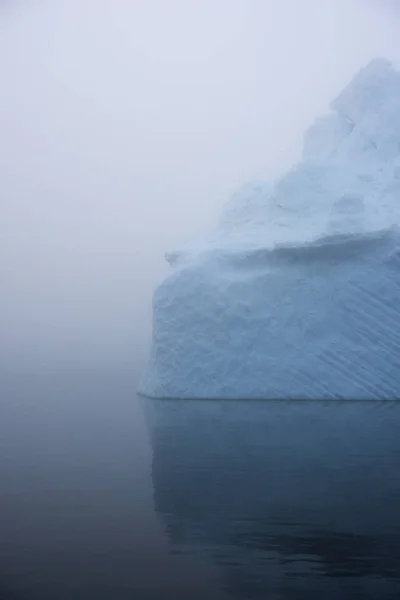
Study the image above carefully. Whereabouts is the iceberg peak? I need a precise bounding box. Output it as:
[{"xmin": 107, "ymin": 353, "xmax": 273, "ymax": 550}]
[
  {"xmin": 331, "ymin": 58, "xmax": 400, "ymax": 126},
  {"xmin": 216, "ymin": 58, "xmax": 400, "ymax": 246}
]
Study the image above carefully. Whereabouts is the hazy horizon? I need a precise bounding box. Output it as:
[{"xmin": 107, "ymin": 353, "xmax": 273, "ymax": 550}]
[{"xmin": 1, "ymin": 0, "xmax": 400, "ymax": 372}]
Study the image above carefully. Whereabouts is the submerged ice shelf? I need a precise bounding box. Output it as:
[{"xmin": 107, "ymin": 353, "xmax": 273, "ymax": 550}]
[{"xmin": 140, "ymin": 58, "xmax": 400, "ymax": 400}]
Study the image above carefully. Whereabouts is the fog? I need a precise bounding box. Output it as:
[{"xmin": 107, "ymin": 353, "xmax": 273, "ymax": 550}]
[{"xmin": 1, "ymin": 0, "xmax": 399, "ymax": 373}]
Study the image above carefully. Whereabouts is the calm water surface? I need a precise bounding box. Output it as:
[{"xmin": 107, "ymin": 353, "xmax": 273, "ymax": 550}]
[{"xmin": 1, "ymin": 370, "xmax": 400, "ymax": 599}]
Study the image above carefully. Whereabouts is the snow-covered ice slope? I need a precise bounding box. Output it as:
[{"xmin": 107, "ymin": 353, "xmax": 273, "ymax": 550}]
[{"xmin": 139, "ymin": 58, "xmax": 400, "ymax": 399}]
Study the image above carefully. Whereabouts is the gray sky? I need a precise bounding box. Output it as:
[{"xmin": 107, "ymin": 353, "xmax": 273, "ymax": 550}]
[{"xmin": 1, "ymin": 0, "xmax": 400, "ymax": 371}]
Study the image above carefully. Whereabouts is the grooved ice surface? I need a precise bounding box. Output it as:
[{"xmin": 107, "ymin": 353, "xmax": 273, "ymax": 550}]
[{"xmin": 140, "ymin": 59, "xmax": 400, "ymax": 399}]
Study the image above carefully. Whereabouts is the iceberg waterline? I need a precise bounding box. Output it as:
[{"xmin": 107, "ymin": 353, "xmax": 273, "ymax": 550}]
[{"xmin": 140, "ymin": 58, "xmax": 400, "ymax": 400}]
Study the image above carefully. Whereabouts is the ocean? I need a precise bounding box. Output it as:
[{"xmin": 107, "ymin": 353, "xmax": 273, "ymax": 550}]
[{"xmin": 1, "ymin": 369, "xmax": 400, "ymax": 599}]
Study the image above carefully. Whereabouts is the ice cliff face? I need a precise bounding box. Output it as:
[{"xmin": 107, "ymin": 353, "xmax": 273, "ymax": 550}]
[{"xmin": 139, "ymin": 58, "xmax": 400, "ymax": 399}]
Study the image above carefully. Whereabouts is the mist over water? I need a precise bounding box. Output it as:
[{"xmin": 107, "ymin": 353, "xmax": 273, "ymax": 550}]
[{"xmin": 2, "ymin": 3, "xmax": 400, "ymax": 599}]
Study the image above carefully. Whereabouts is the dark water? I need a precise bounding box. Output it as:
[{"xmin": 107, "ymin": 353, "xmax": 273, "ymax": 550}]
[{"xmin": 2, "ymin": 371, "xmax": 400, "ymax": 599}]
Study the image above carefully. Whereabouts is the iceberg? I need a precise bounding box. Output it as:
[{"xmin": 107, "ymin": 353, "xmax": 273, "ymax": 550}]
[{"xmin": 140, "ymin": 58, "xmax": 400, "ymax": 400}]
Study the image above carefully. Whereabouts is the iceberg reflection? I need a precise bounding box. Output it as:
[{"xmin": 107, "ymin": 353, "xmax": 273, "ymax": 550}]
[{"xmin": 144, "ymin": 399, "xmax": 400, "ymax": 599}]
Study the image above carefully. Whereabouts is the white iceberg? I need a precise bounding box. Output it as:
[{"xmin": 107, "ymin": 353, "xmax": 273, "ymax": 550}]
[{"xmin": 139, "ymin": 58, "xmax": 400, "ymax": 400}]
